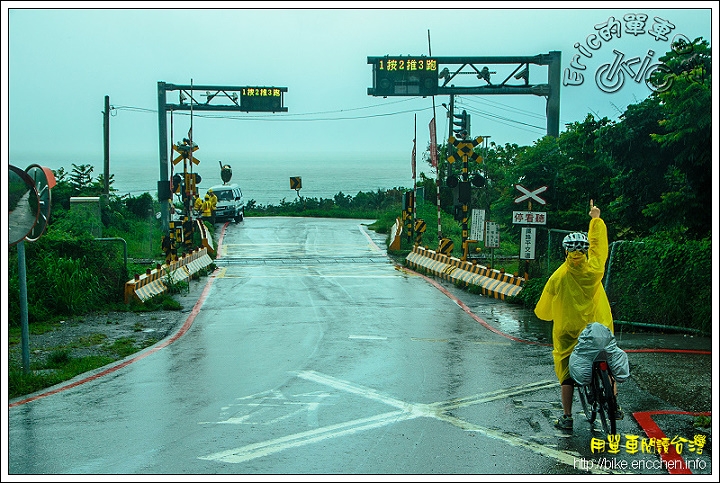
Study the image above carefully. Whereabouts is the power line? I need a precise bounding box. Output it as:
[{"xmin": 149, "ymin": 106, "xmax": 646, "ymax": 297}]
[
  {"xmin": 112, "ymin": 96, "xmax": 545, "ymax": 138},
  {"xmin": 111, "ymin": 105, "xmax": 155, "ymax": 113},
  {"xmin": 461, "ymin": 95, "xmax": 547, "ymax": 121},
  {"xmin": 457, "ymin": 102, "xmax": 546, "ymax": 134},
  {"xmin": 111, "ymin": 97, "xmax": 432, "ymax": 122},
  {"xmin": 190, "ymin": 106, "xmax": 435, "ymax": 122}
]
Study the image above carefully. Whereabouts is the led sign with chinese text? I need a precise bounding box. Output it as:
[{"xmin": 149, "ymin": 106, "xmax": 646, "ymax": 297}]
[
  {"xmin": 241, "ymin": 86, "xmax": 288, "ymax": 112},
  {"xmin": 368, "ymin": 56, "xmax": 439, "ymax": 97},
  {"xmin": 376, "ymin": 57, "xmax": 438, "ymax": 74}
]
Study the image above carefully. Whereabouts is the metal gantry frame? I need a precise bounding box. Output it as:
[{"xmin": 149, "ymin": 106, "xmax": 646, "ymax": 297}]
[
  {"xmin": 156, "ymin": 82, "xmax": 287, "ymax": 232},
  {"xmin": 368, "ymin": 52, "xmax": 562, "ymax": 138},
  {"xmin": 435, "ymin": 52, "xmax": 562, "ymax": 138},
  {"xmin": 368, "ymin": 52, "xmax": 562, "ymax": 253}
]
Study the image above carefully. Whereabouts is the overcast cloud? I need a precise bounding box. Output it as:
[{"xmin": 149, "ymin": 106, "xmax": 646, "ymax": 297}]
[{"xmin": 3, "ymin": 3, "xmax": 716, "ymax": 194}]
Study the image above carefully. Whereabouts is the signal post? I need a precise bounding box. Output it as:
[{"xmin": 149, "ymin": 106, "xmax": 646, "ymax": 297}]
[{"xmin": 448, "ymin": 133, "xmax": 484, "ymax": 257}]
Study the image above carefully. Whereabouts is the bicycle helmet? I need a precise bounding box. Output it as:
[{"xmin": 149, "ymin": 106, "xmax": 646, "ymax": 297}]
[{"xmin": 562, "ymin": 232, "xmax": 589, "ymax": 253}]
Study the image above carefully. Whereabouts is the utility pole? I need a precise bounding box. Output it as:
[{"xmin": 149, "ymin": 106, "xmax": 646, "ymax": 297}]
[
  {"xmin": 103, "ymin": 95, "xmax": 110, "ymax": 196},
  {"xmin": 157, "ymin": 81, "xmax": 287, "ymax": 233}
]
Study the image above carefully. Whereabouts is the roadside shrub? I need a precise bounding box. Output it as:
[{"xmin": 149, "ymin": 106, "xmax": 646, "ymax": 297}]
[
  {"xmin": 44, "ymin": 255, "xmax": 100, "ymax": 315},
  {"xmin": 47, "ymin": 349, "xmax": 72, "ymax": 368},
  {"xmin": 509, "ymin": 276, "xmax": 547, "ymax": 308},
  {"xmin": 603, "ymin": 237, "xmax": 710, "ymax": 334},
  {"xmin": 125, "ymin": 193, "xmax": 155, "ymax": 218}
]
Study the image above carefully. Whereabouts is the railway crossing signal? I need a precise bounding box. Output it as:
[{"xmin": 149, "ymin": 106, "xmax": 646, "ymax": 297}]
[
  {"xmin": 172, "ymin": 139, "xmax": 200, "ymax": 165},
  {"xmin": 452, "ymin": 110, "xmax": 470, "ymax": 139},
  {"xmin": 447, "ymin": 136, "xmax": 483, "ymax": 164},
  {"xmin": 447, "ymin": 135, "xmax": 484, "ymax": 258},
  {"xmin": 158, "ymin": 82, "xmax": 288, "ymax": 233}
]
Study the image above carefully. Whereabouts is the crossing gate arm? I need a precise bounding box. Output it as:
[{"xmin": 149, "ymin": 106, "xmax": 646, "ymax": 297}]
[
  {"xmin": 196, "ymin": 219, "xmax": 215, "ymax": 253},
  {"xmin": 124, "ymin": 248, "xmax": 213, "ymax": 303},
  {"xmin": 389, "ymin": 217, "xmax": 402, "ymax": 250}
]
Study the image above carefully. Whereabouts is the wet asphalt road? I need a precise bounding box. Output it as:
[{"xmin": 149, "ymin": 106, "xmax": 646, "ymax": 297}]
[{"xmin": 7, "ymin": 217, "xmax": 714, "ymax": 477}]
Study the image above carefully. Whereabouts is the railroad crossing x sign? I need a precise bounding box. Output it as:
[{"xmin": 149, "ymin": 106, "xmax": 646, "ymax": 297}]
[
  {"xmin": 172, "ymin": 142, "xmax": 200, "ymax": 165},
  {"xmin": 447, "ymin": 136, "xmax": 484, "ymax": 164},
  {"xmin": 514, "ymin": 184, "xmax": 547, "ymax": 205}
]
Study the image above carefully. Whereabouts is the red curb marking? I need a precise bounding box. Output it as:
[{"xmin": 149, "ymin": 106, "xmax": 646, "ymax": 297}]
[
  {"xmin": 404, "ymin": 266, "xmax": 713, "ymax": 357},
  {"xmin": 410, "ymin": 269, "xmax": 546, "ymax": 345},
  {"xmin": 9, "ymin": 267, "xmax": 217, "ymax": 408},
  {"xmin": 625, "ymin": 348, "xmax": 711, "ymax": 355},
  {"xmin": 10, "ymin": 221, "xmax": 229, "ymax": 408},
  {"xmin": 632, "ymin": 410, "xmax": 712, "ymax": 474}
]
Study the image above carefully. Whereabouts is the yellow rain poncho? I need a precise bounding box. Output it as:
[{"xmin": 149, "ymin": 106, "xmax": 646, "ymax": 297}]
[
  {"xmin": 534, "ymin": 217, "xmax": 613, "ymax": 384},
  {"xmin": 193, "ymin": 195, "xmax": 203, "ymax": 213},
  {"xmin": 201, "ymin": 195, "xmax": 212, "ymax": 219}
]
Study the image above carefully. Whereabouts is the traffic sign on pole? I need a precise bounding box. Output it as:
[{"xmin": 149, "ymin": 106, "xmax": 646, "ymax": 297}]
[
  {"xmin": 519, "ymin": 226, "xmax": 536, "ymax": 260},
  {"xmin": 470, "ymin": 209, "xmax": 485, "ymax": 242},
  {"xmin": 24, "ymin": 165, "xmax": 56, "ymax": 242},
  {"xmin": 512, "ymin": 211, "xmax": 547, "ymax": 225},
  {"xmin": 514, "ymin": 184, "xmax": 547, "ymax": 204},
  {"xmin": 485, "ymin": 222, "xmax": 499, "ymax": 248}
]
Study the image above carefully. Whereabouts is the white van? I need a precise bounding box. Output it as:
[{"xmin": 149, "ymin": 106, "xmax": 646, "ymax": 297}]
[{"xmin": 208, "ymin": 183, "xmax": 244, "ymax": 223}]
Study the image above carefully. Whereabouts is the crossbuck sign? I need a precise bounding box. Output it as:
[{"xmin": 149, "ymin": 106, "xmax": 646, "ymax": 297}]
[{"xmin": 514, "ymin": 184, "xmax": 547, "ymax": 205}]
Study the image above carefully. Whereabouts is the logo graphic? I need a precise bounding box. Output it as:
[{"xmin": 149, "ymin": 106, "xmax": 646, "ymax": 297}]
[{"xmin": 563, "ymin": 13, "xmax": 701, "ymax": 93}]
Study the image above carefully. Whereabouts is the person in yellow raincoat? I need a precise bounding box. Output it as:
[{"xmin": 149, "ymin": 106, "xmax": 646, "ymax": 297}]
[
  {"xmin": 534, "ymin": 199, "xmax": 617, "ymax": 430},
  {"xmin": 201, "ymin": 194, "xmax": 213, "ymax": 223},
  {"xmin": 207, "ymin": 189, "xmax": 218, "ymax": 224},
  {"xmin": 192, "ymin": 193, "xmax": 203, "ymax": 215}
]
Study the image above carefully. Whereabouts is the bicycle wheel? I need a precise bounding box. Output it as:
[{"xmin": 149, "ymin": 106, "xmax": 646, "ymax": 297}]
[
  {"xmin": 597, "ymin": 364, "xmax": 618, "ymax": 435},
  {"xmin": 577, "ymin": 385, "xmax": 596, "ymax": 423}
]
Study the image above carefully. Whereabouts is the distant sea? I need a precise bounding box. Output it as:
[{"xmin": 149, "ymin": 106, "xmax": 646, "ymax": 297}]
[{"xmin": 31, "ymin": 154, "xmax": 424, "ymax": 207}]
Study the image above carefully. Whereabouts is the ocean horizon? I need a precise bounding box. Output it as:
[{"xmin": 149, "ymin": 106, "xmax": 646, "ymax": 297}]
[{"xmin": 14, "ymin": 153, "xmax": 429, "ymax": 207}]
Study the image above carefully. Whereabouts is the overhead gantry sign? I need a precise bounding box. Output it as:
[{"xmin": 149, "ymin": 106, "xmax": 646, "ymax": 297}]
[
  {"xmin": 156, "ymin": 82, "xmax": 288, "ymax": 231},
  {"xmin": 367, "ymin": 52, "xmax": 561, "ymax": 138}
]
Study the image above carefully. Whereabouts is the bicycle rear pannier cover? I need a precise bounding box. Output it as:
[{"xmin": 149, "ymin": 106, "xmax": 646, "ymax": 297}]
[{"xmin": 570, "ymin": 322, "xmax": 630, "ymax": 385}]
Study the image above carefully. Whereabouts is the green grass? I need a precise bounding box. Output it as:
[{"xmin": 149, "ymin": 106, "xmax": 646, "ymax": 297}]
[
  {"xmin": 9, "ymin": 355, "xmax": 117, "ymax": 399},
  {"xmin": 103, "ymin": 337, "xmax": 141, "ymax": 358},
  {"xmin": 7, "ymin": 333, "xmax": 154, "ymax": 399},
  {"xmin": 73, "ymin": 333, "xmax": 108, "ymax": 347},
  {"xmin": 693, "ymin": 415, "xmax": 711, "ymax": 429}
]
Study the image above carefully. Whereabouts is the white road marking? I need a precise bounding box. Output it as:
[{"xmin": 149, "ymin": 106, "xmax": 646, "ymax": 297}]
[
  {"xmin": 198, "ymin": 410, "xmax": 412, "ymax": 464},
  {"xmin": 198, "ymin": 371, "xmax": 621, "ymax": 473}
]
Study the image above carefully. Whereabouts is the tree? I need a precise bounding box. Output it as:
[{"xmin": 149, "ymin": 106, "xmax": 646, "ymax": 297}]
[
  {"xmin": 598, "ymin": 97, "xmax": 669, "ymax": 239},
  {"xmin": 68, "ymin": 163, "xmax": 95, "ymax": 193},
  {"xmin": 644, "ymin": 37, "xmax": 712, "ymax": 240}
]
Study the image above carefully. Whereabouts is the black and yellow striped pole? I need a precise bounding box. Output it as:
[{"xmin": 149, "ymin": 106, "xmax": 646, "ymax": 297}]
[
  {"xmin": 438, "ymin": 237, "xmax": 454, "ymax": 256},
  {"xmin": 414, "ymin": 218, "xmax": 426, "ymax": 246},
  {"xmin": 448, "ymin": 134, "xmax": 483, "ymax": 252},
  {"xmin": 183, "ymin": 215, "xmax": 193, "ymax": 251},
  {"xmin": 403, "ymin": 190, "xmax": 415, "ymax": 244},
  {"xmin": 164, "ymin": 221, "xmax": 179, "ymax": 264}
]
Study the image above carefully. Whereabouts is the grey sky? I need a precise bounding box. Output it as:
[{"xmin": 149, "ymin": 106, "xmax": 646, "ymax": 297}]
[{"xmin": 4, "ymin": 3, "xmax": 716, "ymax": 173}]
